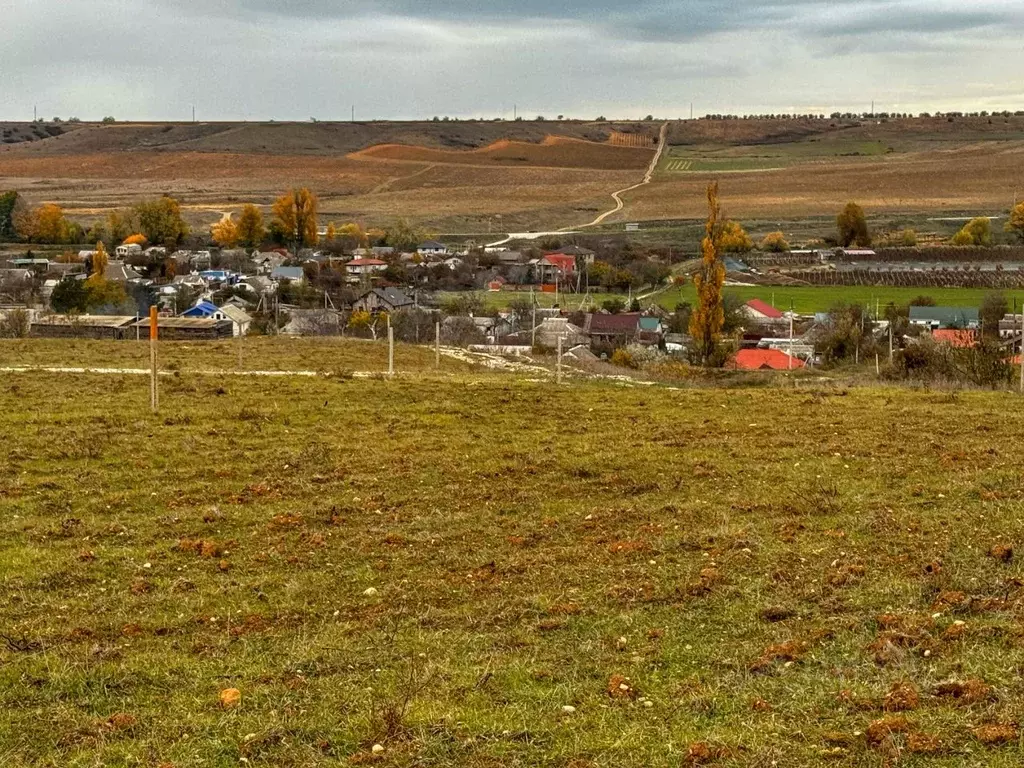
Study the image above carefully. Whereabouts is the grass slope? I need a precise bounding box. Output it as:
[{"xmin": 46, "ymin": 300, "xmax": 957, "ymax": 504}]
[{"xmin": 2, "ymin": 343, "xmax": 1024, "ymax": 765}]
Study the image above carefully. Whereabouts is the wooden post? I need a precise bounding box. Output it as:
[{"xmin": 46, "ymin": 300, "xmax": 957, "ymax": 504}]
[
  {"xmin": 388, "ymin": 326, "xmax": 394, "ymax": 377},
  {"xmin": 149, "ymin": 306, "xmax": 159, "ymax": 413},
  {"xmin": 889, "ymin": 323, "xmax": 893, "ymax": 363},
  {"xmin": 435, "ymin": 321, "xmax": 440, "ymax": 369},
  {"xmin": 531, "ymin": 305, "xmax": 537, "ymax": 351},
  {"xmin": 1019, "ymin": 311, "xmax": 1023, "ymax": 394},
  {"xmin": 237, "ymin": 328, "xmax": 244, "ymax": 371},
  {"xmin": 875, "ymin": 353, "xmax": 880, "ymax": 377},
  {"xmin": 556, "ymin": 335, "xmax": 563, "ymax": 384}
]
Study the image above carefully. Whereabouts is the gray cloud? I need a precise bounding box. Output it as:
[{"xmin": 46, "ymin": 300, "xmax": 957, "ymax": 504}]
[{"xmin": 1, "ymin": 0, "xmax": 1022, "ymax": 120}]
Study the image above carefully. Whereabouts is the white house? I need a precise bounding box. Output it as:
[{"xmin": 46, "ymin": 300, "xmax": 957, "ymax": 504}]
[
  {"xmin": 346, "ymin": 258, "xmax": 388, "ymax": 276},
  {"xmin": 417, "ymin": 240, "xmax": 449, "ymax": 257},
  {"xmin": 442, "ymin": 256, "xmax": 463, "ymax": 271}
]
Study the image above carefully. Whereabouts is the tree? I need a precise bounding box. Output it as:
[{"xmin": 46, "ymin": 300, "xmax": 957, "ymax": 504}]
[
  {"xmin": 30, "ymin": 203, "xmax": 71, "ymax": 243},
  {"xmin": 1006, "ymin": 201, "xmax": 1024, "ymax": 243},
  {"xmin": 133, "ymin": 196, "xmax": 188, "ymax": 247},
  {"xmin": 337, "ymin": 222, "xmax": 368, "ymax": 251},
  {"xmin": 123, "ymin": 233, "xmax": 148, "ymax": 247},
  {"xmin": 837, "ymin": 202, "xmax": 871, "ymax": 247},
  {"xmin": 760, "ymin": 231, "xmax": 790, "ymax": 252},
  {"xmin": 381, "ymin": 219, "xmax": 423, "ymax": 252},
  {"xmin": 0, "ymin": 191, "xmax": 19, "ymax": 239},
  {"xmin": 211, "ymin": 216, "xmax": 240, "ymax": 248},
  {"xmin": 272, "ymin": 188, "xmax": 319, "ymax": 252},
  {"xmin": 979, "ymin": 292, "xmax": 1008, "ymax": 338},
  {"xmin": 325, "ymin": 222, "xmax": 337, "ymax": 242},
  {"xmin": 90, "ymin": 241, "xmax": 110, "ymax": 276},
  {"xmin": 719, "ymin": 220, "xmax": 753, "ymax": 253},
  {"xmin": 103, "ymin": 210, "xmax": 132, "ymax": 246},
  {"xmin": 237, "ymin": 204, "xmax": 265, "ymax": 248},
  {"xmin": 50, "ymin": 278, "xmax": 89, "ymax": 313},
  {"xmin": 952, "ymin": 217, "xmax": 992, "ymax": 246},
  {"xmin": 688, "ymin": 182, "xmax": 726, "ymax": 366}
]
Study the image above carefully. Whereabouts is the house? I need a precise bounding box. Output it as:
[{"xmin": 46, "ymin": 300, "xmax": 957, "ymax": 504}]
[
  {"xmin": 442, "ymin": 256, "xmax": 463, "ymax": 271},
  {"xmin": 531, "ymin": 317, "xmax": 588, "ymax": 348},
  {"xmin": 31, "ymin": 314, "xmax": 137, "ymax": 340},
  {"xmin": 909, "ymin": 306, "xmax": 979, "ymax": 330},
  {"xmin": 730, "ymin": 348, "xmax": 806, "ymax": 371},
  {"xmin": 144, "ymin": 246, "xmax": 167, "ymax": 259},
  {"xmin": 239, "ymin": 276, "xmax": 275, "ymax": 295},
  {"xmin": 346, "ymin": 258, "xmax": 388, "ymax": 276},
  {"xmin": 353, "ymin": 287, "xmax": 414, "ymax": 314},
  {"xmin": 104, "ymin": 261, "xmax": 143, "ymax": 282},
  {"xmin": 115, "ymin": 243, "xmax": 143, "ymax": 259},
  {"xmin": 551, "ymin": 245, "xmax": 596, "ymax": 266},
  {"xmin": 493, "ymin": 250, "xmax": 525, "ymax": 266},
  {"xmin": 172, "ymin": 273, "xmax": 207, "ymax": 291},
  {"xmin": 220, "ymin": 304, "xmax": 252, "ymax": 337},
  {"xmin": 132, "ymin": 316, "xmax": 233, "ymax": 340},
  {"xmin": 584, "ymin": 313, "xmax": 641, "ymax": 348},
  {"xmin": 181, "ymin": 300, "xmax": 229, "ymax": 321},
  {"xmin": 638, "ymin": 316, "xmax": 664, "ymax": 344},
  {"xmin": 537, "ymin": 253, "xmax": 577, "ymax": 284},
  {"xmin": 471, "ymin": 316, "xmax": 516, "ymax": 344},
  {"xmin": 487, "ymin": 276, "xmax": 506, "ymax": 292},
  {"xmin": 198, "ymin": 269, "xmax": 233, "ymax": 284},
  {"xmin": 270, "ymin": 266, "xmax": 305, "ymax": 283},
  {"xmin": 0, "ymin": 268, "xmax": 33, "ymax": 286},
  {"xmin": 417, "ymin": 241, "xmax": 449, "ymax": 257},
  {"xmin": 741, "ymin": 298, "xmax": 785, "ymax": 322},
  {"xmin": 932, "ymin": 329, "xmax": 977, "ymax": 348}
]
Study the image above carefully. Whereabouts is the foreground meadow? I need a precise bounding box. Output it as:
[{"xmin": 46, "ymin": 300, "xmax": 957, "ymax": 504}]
[{"xmin": 1, "ymin": 345, "xmax": 1024, "ymax": 766}]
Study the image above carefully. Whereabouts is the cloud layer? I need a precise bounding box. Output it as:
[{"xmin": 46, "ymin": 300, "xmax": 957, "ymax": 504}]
[{"xmin": 2, "ymin": 0, "xmax": 1022, "ymax": 120}]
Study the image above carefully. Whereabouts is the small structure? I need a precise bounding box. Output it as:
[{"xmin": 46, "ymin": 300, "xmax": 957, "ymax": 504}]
[
  {"xmin": 270, "ymin": 266, "xmax": 305, "ymax": 283},
  {"xmin": 730, "ymin": 348, "xmax": 805, "ymax": 371},
  {"xmin": 115, "ymin": 243, "xmax": 143, "ymax": 259},
  {"xmin": 417, "ymin": 241, "xmax": 449, "ymax": 257},
  {"xmin": 219, "ymin": 304, "xmax": 252, "ymax": 337},
  {"xmin": 346, "ymin": 258, "xmax": 388, "ymax": 276},
  {"xmin": 131, "ymin": 316, "xmax": 233, "ymax": 340},
  {"xmin": 741, "ymin": 299, "xmax": 785, "ymax": 322},
  {"xmin": 31, "ymin": 314, "xmax": 137, "ymax": 340},
  {"xmin": 105, "ymin": 261, "xmax": 143, "ymax": 282},
  {"xmin": 551, "ymin": 245, "xmax": 596, "ymax": 265},
  {"xmin": 181, "ymin": 300, "xmax": 229, "ymax": 321},
  {"xmin": 353, "ymin": 287, "xmax": 414, "ymax": 314},
  {"xmin": 537, "ymin": 253, "xmax": 577, "ymax": 284},
  {"xmin": 908, "ymin": 306, "xmax": 979, "ymax": 330},
  {"xmin": 584, "ymin": 313, "xmax": 641, "ymax": 349}
]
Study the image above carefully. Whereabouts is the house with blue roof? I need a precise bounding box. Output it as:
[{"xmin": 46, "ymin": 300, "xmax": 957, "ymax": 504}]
[{"xmin": 181, "ymin": 300, "xmax": 228, "ymax": 321}]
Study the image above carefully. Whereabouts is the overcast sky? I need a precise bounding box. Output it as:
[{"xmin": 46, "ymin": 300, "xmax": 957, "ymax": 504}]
[{"xmin": 2, "ymin": 0, "xmax": 1023, "ymax": 121}]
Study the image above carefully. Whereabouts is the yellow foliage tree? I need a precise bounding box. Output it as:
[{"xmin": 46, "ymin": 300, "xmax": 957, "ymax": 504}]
[
  {"xmin": 1007, "ymin": 202, "xmax": 1024, "ymax": 243},
  {"xmin": 325, "ymin": 222, "xmax": 337, "ymax": 242},
  {"xmin": 91, "ymin": 241, "xmax": 109, "ymax": 279},
  {"xmin": 688, "ymin": 182, "xmax": 726, "ymax": 366},
  {"xmin": 237, "ymin": 204, "xmax": 265, "ymax": 249},
  {"xmin": 272, "ymin": 188, "xmax": 319, "ymax": 251},
  {"xmin": 123, "ymin": 233, "xmax": 148, "ymax": 247},
  {"xmin": 211, "ymin": 216, "xmax": 240, "ymax": 248},
  {"xmin": 952, "ymin": 217, "xmax": 992, "ymax": 246},
  {"xmin": 32, "ymin": 203, "xmax": 70, "ymax": 243},
  {"xmin": 759, "ymin": 231, "xmax": 790, "ymax": 252},
  {"xmin": 719, "ymin": 220, "xmax": 753, "ymax": 253},
  {"xmin": 337, "ymin": 222, "xmax": 369, "ymax": 251}
]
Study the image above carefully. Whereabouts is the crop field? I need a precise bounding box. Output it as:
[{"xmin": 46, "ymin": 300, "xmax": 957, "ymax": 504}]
[
  {"xmin": 3, "ymin": 338, "xmax": 1024, "ymax": 767},
  {"xmin": 1, "ymin": 117, "xmax": 1022, "ymax": 232}
]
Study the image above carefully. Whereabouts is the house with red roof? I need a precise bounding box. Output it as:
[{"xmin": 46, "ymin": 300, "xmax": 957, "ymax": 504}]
[
  {"xmin": 346, "ymin": 258, "xmax": 388, "ymax": 276},
  {"xmin": 538, "ymin": 253, "xmax": 577, "ymax": 284},
  {"xmin": 729, "ymin": 348, "xmax": 805, "ymax": 371},
  {"xmin": 932, "ymin": 329, "xmax": 976, "ymax": 348},
  {"xmin": 741, "ymin": 298, "xmax": 785, "ymax": 322}
]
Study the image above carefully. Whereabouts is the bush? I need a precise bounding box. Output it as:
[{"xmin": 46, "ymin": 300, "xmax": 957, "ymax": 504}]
[
  {"xmin": 610, "ymin": 348, "xmax": 637, "ymax": 368},
  {"xmin": 0, "ymin": 308, "xmax": 30, "ymax": 338},
  {"xmin": 887, "ymin": 337, "xmax": 1011, "ymax": 388},
  {"xmin": 759, "ymin": 231, "xmax": 790, "ymax": 252}
]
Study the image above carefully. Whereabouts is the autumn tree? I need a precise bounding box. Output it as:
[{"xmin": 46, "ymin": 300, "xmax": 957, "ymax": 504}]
[
  {"xmin": 133, "ymin": 196, "xmax": 189, "ymax": 247},
  {"xmin": 211, "ymin": 216, "xmax": 240, "ymax": 248},
  {"xmin": 1006, "ymin": 201, "xmax": 1024, "ymax": 243},
  {"xmin": 688, "ymin": 181, "xmax": 727, "ymax": 366},
  {"xmin": 31, "ymin": 203, "xmax": 72, "ymax": 243},
  {"xmin": 952, "ymin": 217, "xmax": 992, "ymax": 246},
  {"xmin": 123, "ymin": 233, "xmax": 148, "ymax": 247},
  {"xmin": 324, "ymin": 222, "xmax": 337, "ymax": 242},
  {"xmin": 760, "ymin": 231, "xmax": 790, "ymax": 252},
  {"xmin": 271, "ymin": 188, "xmax": 319, "ymax": 252},
  {"xmin": 337, "ymin": 222, "xmax": 369, "ymax": 252},
  {"xmin": 237, "ymin": 204, "xmax": 265, "ymax": 248},
  {"xmin": 837, "ymin": 202, "xmax": 871, "ymax": 247},
  {"xmin": 91, "ymin": 241, "xmax": 109, "ymax": 278},
  {"xmin": 719, "ymin": 220, "xmax": 753, "ymax": 253}
]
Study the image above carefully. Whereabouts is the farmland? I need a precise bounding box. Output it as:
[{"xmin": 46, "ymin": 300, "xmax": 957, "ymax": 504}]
[
  {"xmin": 1, "ymin": 116, "xmax": 1022, "ymax": 233},
  {"xmin": 3, "ymin": 338, "xmax": 1024, "ymax": 766}
]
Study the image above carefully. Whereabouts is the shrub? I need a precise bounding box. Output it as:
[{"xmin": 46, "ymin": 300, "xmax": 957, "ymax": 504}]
[
  {"xmin": 759, "ymin": 231, "xmax": 790, "ymax": 252},
  {"xmin": 952, "ymin": 218, "xmax": 992, "ymax": 246},
  {"xmin": 610, "ymin": 348, "xmax": 637, "ymax": 368}
]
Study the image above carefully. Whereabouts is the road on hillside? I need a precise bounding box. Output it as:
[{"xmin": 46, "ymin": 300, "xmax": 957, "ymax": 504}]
[{"xmin": 484, "ymin": 121, "xmax": 668, "ymax": 248}]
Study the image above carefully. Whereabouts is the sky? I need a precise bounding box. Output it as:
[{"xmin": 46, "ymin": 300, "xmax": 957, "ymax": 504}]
[{"xmin": 2, "ymin": 0, "xmax": 1023, "ymax": 121}]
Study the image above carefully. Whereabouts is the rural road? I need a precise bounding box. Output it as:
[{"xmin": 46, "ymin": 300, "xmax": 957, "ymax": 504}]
[
  {"xmin": 484, "ymin": 121, "xmax": 668, "ymax": 248},
  {"xmin": 576, "ymin": 121, "xmax": 668, "ymax": 229}
]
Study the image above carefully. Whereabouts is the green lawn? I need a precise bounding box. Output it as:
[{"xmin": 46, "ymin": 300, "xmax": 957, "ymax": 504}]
[{"xmin": 2, "ymin": 342, "xmax": 1024, "ymax": 765}]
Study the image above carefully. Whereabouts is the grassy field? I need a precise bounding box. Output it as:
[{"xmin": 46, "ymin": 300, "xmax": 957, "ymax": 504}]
[{"xmin": 2, "ymin": 339, "xmax": 1024, "ymax": 766}]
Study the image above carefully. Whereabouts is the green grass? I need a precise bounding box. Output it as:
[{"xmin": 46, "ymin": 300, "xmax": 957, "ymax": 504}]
[
  {"xmin": 651, "ymin": 284, "xmax": 1024, "ymax": 315},
  {"xmin": 2, "ymin": 340, "xmax": 1024, "ymax": 765}
]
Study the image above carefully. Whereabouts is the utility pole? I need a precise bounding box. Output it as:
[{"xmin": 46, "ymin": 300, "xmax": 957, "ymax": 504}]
[
  {"xmin": 788, "ymin": 302, "xmax": 794, "ymax": 370},
  {"xmin": 388, "ymin": 326, "xmax": 395, "ymax": 377},
  {"xmin": 531, "ymin": 303, "xmax": 537, "ymax": 350},
  {"xmin": 556, "ymin": 335, "xmax": 563, "ymax": 384},
  {"xmin": 1019, "ymin": 311, "xmax": 1023, "ymax": 394},
  {"xmin": 351, "ymin": 105, "xmax": 355, "ymax": 122},
  {"xmin": 435, "ymin": 321, "xmax": 441, "ymax": 369},
  {"xmin": 149, "ymin": 306, "xmax": 159, "ymax": 413}
]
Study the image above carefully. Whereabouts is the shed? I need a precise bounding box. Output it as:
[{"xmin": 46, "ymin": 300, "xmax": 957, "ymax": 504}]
[
  {"xmin": 132, "ymin": 316, "xmax": 233, "ymax": 340},
  {"xmin": 31, "ymin": 314, "xmax": 137, "ymax": 340}
]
